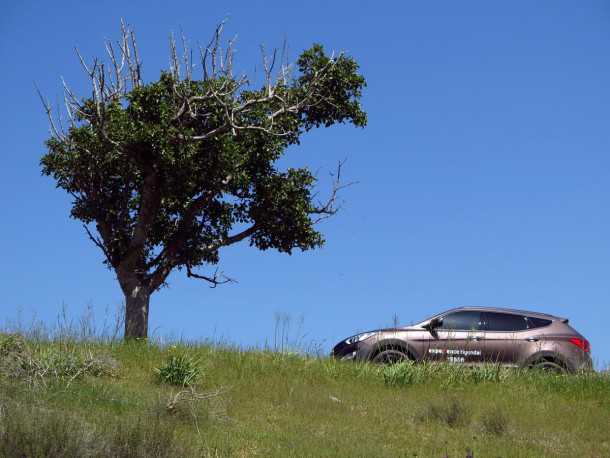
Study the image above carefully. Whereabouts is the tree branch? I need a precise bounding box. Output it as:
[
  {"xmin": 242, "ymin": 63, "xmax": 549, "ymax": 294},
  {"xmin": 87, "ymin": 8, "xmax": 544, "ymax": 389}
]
[
  {"xmin": 212, "ymin": 224, "xmax": 258, "ymax": 250},
  {"xmin": 120, "ymin": 166, "xmax": 161, "ymax": 272},
  {"xmin": 186, "ymin": 265, "xmax": 235, "ymax": 288},
  {"xmin": 310, "ymin": 159, "xmax": 356, "ymax": 224},
  {"xmin": 83, "ymin": 224, "xmax": 114, "ymax": 267}
]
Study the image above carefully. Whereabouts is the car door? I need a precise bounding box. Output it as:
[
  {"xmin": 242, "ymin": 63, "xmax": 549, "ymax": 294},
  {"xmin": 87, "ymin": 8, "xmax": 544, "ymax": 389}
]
[
  {"xmin": 480, "ymin": 312, "xmax": 528, "ymax": 365},
  {"xmin": 425, "ymin": 310, "xmax": 486, "ymax": 364}
]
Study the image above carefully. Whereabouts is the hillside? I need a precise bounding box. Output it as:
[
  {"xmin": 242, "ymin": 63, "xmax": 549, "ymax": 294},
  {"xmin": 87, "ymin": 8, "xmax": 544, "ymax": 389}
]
[{"xmin": 0, "ymin": 334, "xmax": 609, "ymax": 457}]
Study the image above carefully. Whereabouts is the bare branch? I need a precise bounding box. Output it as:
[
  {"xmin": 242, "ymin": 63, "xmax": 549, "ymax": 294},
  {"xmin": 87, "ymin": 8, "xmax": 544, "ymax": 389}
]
[
  {"xmin": 199, "ymin": 42, "xmax": 209, "ymax": 80},
  {"xmin": 35, "ymin": 83, "xmax": 65, "ymax": 140},
  {"xmin": 83, "ymin": 224, "xmax": 113, "ymax": 265},
  {"xmin": 169, "ymin": 32, "xmax": 180, "ymax": 80},
  {"xmin": 224, "ymin": 34, "xmax": 237, "ymax": 76},
  {"xmin": 310, "ymin": 160, "xmax": 356, "ymax": 224},
  {"xmin": 180, "ymin": 29, "xmax": 193, "ymax": 81},
  {"xmin": 74, "ymin": 47, "xmax": 94, "ymax": 77},
  {"xmin": 186, "ymin": 265, "xmax": 235, "ymax": 288},
  {"xmin": 129, "ymin": 28, "xmax": 142, "ymax": 86},
  {"xmin": 260, "ymin": 45, "xmax": 277, "ymax": 94}
]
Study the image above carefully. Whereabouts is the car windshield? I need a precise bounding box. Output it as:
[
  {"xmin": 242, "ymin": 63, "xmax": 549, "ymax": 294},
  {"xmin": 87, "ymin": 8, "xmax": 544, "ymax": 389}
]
[{"xmin": 413, "ymin": 309, "xmax": 455, "ymax": 327}]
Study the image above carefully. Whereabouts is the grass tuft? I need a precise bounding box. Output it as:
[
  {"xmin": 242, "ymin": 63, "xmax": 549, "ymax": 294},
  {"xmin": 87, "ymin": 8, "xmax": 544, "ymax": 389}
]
[
  {"xmin": 155, "ymin": 352, "xmax": 201, "ymax": 387},
  {"xmin": 480, "ymin": 406, "xmax": 509, "ymax": 436},
  {"xmin": 416, "ymin": 398, "xmax": 472, "ymax": 428},
  {"xmin": 0, "ymin": 333, "xmax": 118, "ymax": 384}
]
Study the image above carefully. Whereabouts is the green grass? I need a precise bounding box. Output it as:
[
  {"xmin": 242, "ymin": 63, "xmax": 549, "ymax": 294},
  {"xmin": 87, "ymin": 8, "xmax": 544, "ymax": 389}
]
[{"xmin": 0, "ymin": 336, "xmax": 609, "ymax": 457}]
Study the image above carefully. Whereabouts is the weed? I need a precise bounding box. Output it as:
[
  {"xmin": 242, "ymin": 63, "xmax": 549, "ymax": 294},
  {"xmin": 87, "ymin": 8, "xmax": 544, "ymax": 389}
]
[
  {"xmin": 469, "ymin": 363, "xmax": 503, "ymax": 384},
  {"xmin": 480, "ymin": 406, "xmax": 509, "ymax": 436},
  {"xmin": 155, "ymin": 353, "xmax": 201, "ymax": 387}
]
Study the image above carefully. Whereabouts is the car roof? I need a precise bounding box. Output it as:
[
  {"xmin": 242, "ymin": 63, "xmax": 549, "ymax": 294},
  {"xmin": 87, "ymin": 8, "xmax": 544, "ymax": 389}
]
[{"xmin": 440, "ymin": 306, "xmax": 566, "ymax": 321}]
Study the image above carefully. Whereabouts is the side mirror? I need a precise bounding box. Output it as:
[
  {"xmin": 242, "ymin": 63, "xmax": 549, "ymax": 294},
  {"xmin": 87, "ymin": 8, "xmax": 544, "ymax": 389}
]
[{"xmin": 425, "ymin": 317, "xmax": 442, "ymax": 331}]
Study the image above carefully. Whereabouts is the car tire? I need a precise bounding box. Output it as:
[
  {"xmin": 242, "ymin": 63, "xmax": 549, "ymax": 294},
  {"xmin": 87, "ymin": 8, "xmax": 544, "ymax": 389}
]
[
  {"xmin": 372, "ymin": 349, "xmax": 408, "ymax": 365},
  {"xmin": 530, "ymin": 359, "xmax": 567, "ymax": 374}
]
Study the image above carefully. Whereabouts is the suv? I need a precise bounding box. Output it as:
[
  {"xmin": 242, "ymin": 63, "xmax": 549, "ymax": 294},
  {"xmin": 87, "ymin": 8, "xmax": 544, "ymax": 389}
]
[{"xmin": 331, "ymin": 307, "xmax": 592, "ymax": 372}]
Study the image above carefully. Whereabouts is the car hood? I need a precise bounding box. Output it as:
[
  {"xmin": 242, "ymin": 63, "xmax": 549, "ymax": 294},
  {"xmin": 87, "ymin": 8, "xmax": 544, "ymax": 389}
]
[{"xmin": 368, "ymin": 325, "xmax": 424, "ymax": 334}]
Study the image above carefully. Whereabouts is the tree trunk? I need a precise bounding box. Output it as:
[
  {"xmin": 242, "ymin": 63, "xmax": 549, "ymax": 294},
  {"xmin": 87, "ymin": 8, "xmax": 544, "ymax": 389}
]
[{"xmin": 124, "ymin": 284, "xmax": 150, "ymax": 339}]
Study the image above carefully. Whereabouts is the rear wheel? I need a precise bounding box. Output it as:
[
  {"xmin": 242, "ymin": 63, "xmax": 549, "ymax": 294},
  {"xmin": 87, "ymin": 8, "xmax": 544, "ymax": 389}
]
[
  {"xmin": 530, "ymin": 359, "xmax": 567, "ymax": 374},
  {"xmin": 372, "ymin": 349, "xmax": 408, "ymax": 365}
]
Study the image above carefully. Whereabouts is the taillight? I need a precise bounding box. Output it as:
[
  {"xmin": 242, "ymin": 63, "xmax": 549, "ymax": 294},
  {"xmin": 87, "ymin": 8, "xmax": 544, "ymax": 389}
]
[{"xmin": 569, "ymin": 337, "xmax": 590, "ymax": 353}]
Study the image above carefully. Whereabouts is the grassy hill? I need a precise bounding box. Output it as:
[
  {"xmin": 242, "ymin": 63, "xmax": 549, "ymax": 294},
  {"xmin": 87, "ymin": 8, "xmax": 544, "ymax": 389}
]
[{"xmin": 0, "ymin": 333, "xmax": 609, "ymax": 457}]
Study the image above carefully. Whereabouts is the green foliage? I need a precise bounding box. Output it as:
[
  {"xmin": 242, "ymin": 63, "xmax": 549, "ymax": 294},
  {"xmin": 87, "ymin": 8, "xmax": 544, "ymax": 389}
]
[
  {"xmin": 40, "ymin": 26, "xmax": 367, "ymax": 311},
  {"xmin": 155, "ymin": 352, "xmax": 201, "ymax": 387}
]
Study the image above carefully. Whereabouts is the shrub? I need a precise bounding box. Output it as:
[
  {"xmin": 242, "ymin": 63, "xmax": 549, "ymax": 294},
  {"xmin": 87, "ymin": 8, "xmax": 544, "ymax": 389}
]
[
  {"xmin": 155, "ymin": 353, "xmax": 201, "ymax": 387},
  {"xmin": 35, "ymin": 347, "xmax": 117, "ymax": 379},
  {"xmin": 417, "ymin": 398, "xmax": 471, "ymax": 428},
  {"xmin": 0, "ymin": 334, "xmax": 26, "ymax": 357},
  {"xmin": 0, "ymin": 338, "xmax": 118, "ymax": 384}
]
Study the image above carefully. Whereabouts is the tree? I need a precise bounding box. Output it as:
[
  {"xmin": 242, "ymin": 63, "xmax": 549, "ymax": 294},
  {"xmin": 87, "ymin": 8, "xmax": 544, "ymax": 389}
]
[{"xmin": 39, "ymin": 22, "xmax": 367, "ymax": 339}]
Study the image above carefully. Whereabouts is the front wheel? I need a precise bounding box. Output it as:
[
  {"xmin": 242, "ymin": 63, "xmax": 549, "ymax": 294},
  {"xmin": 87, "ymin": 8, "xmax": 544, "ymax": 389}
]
[{"xmin": 372, "ymin": 349, "xmax": 408, "ymax": 365}]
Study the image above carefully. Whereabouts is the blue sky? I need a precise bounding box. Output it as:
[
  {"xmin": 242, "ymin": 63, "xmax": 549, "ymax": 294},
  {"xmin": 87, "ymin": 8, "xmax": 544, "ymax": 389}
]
[{"xmin": 1, "ymin": 1, "xmax": 609, "ymax": 367}]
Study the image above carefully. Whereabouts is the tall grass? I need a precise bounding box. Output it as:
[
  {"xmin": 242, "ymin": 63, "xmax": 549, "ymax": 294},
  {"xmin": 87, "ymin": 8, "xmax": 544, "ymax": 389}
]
[
  {"xmin": 0, "ymin": 398, "xmax": 185, "ymax": 458},
  {"xmin": 0, "ymin": 308, "xmax": 609, "ymax": 457}
]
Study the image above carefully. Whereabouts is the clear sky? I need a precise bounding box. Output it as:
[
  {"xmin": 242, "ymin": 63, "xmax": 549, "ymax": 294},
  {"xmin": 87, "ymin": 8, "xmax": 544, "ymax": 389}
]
[{"xmin": 1, "ymin": 1, "xmax": 609, "ymax": 367}]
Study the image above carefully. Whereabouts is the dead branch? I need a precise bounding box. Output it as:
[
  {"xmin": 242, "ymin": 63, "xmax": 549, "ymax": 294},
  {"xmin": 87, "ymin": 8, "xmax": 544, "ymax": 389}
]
[
  {"xmin": 166, "ymin": 386, "xmax": 228, "ymax": 413},
  {"xmin": 35, "ymin": 83, "xmax": 65, "ymax": 141},
  {"xmin": 40, "ymin": 19, "xmax": 142, "ymax": 146},
  {"xmin": 186, "ymin": 265, "xmax": 235, "ymax": 288},
  {"xmin": 310, "ymin": 159, "xmax": 356, "ymax": 224}
]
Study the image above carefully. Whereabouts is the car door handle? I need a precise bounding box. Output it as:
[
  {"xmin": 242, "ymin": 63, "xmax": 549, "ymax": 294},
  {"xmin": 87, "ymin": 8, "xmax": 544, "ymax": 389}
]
[
  {"xmin": 526, "ymin": 337, "xmax": 539, "ymax": 342},
  {"xmin": 468, "ymin": 336, "xmax": 484, "ymax": 341}
]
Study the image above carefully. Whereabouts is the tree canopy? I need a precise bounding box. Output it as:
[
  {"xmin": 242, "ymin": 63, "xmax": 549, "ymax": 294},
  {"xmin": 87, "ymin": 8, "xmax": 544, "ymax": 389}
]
[{"xmin": 40, "ymin": 22, "xmax": 367, "ymax": 338}]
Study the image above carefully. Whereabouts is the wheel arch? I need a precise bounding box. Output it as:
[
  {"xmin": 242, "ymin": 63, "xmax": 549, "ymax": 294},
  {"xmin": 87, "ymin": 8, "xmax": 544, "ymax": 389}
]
[
  {"xmin": 368, "ymin": 339, "xmax": 418, "ymax": 362},
  {"xmin": 523, "ymin": 351, "xmax": 573, "ymax": 372}
]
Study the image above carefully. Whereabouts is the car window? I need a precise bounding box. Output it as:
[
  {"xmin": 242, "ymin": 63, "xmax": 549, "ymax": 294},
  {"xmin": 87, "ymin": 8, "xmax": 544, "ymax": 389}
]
[
  {"xmin": 482, "ymin": 312, "xmax": 527, "ymax": 332},
  {"xmin": 439, "ymin": 311, "xmax": 482, "ymax": 330},
  {"xmin": 526, "ymin": 316, "xmax": 552, "ymax": 329}
]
